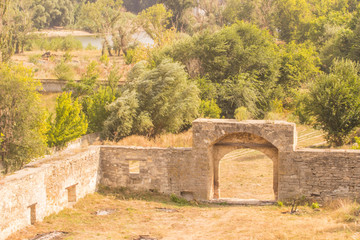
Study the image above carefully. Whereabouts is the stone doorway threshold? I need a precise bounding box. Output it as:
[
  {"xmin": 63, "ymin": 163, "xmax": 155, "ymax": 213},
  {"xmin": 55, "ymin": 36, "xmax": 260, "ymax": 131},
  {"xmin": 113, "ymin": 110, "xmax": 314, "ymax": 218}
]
[{"xmin": 208, "ymin": 198, "xmax": 276, "ymax": 206}]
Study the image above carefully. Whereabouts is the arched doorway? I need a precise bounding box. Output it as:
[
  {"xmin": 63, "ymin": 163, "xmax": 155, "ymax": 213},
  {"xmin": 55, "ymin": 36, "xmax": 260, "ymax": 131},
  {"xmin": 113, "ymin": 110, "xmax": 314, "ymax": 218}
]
[
  {"xmin": 219, "ymin": 149, "xmax": 274, "ymax": 200},
  {"xmin": 210, "ymin": 132, "xmax": 279, "ymax": 200}
]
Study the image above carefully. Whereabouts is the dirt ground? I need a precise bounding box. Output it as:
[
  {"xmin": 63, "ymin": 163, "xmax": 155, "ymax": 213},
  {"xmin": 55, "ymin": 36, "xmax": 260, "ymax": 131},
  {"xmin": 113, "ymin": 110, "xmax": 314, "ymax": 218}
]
[{"xmin": 8, "ymin": 192, "xmax": 360, "ymax": 240}]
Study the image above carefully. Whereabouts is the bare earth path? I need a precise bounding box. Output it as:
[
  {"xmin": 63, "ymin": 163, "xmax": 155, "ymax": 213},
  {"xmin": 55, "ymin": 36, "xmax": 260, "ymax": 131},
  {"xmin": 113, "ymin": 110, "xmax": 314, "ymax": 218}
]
[{"xmin": 7, "ymin": 193, "xmax": 359, "ymax": 240}]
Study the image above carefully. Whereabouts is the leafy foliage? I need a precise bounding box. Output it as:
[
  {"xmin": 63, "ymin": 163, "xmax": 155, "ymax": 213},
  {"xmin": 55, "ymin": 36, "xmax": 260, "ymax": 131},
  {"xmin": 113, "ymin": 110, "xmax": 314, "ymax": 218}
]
[
  {"xmin": 54, "ymin": 61, "xmax": 74, "ymax": 81},
  {"xmin": 103, "ymin": 60, "xmax": 199, "ymax": 140},
  {"xmin": 305, "ymin": 59, "xmax": 360, "ymax": 146},
  {"xmin": 0, "ymin": 63, "xmax": 47, "ymax": 172},
  {"xmin": 47, "ymin": 92, "xmax": 88, "ymax": 148}
]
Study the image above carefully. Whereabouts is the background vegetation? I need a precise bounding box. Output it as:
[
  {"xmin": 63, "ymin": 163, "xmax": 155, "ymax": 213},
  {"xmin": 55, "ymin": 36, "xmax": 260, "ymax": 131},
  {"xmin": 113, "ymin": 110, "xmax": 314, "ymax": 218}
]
[{"xmin": 3, "ymin": 0, "xmax": 360, "ymax": 171}]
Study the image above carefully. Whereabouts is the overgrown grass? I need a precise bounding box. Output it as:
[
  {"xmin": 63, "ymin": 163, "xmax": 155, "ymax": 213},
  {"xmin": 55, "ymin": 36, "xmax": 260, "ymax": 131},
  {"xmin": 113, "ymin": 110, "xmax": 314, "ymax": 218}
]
[
  {"xmin": 26, "ymin": 36, "xmax": 83, "ymax": 52},
  {"xmin": 103, "ymin": 130, "xmax": 193, "ymax": 148},
  {"xmin": 98, "ymin": 185, "xmax": 198, "ymax": 207}
]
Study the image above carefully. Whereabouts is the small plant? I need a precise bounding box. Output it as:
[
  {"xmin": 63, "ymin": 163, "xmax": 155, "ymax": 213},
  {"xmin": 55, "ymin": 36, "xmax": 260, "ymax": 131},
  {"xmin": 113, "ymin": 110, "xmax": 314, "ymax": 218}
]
[
  {"xmin": 28, "ymin": 54, "xmax": 42, "ymax": 64},
  {"xmin": 277, "ymin": 201, "xmax": 284, "ymax": 207},
  {"xmin": 170, "ymin": 193, "xmax": 190, "ymax": 206},
  {"xmin": 311, "ymin": 202, "xmax": 320, "ymax": 209},
  {"xmin": 100, "ymin": 53, "xmax": 110, "ymax": 66},
  {"xmin": 235, "ymin": 106, "xmax": 251, "ymax": 121},
  {"xmin": 63, "ymin": 52, "xmax": 73, "ymax": 62},
  {"xmin": 85, "ymin": 43, "xmax": 97, "ymax": 50},
  {"xmin": 54, "ymin": 61, "xmax": 74, "ymax": 81}
]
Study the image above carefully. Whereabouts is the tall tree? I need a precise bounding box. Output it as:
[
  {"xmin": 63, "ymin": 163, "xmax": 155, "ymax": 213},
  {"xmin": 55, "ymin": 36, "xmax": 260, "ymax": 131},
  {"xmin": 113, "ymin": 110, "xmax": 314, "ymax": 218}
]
[
  {"xmin": 47, "ymin": 92, "xmax": 88, "ymax": 148},
  {"xmin": 78, "ymin": 0, "xmax": 123, "ymax": 55},
  {"xmin": 0, "ymin": 63, "xmax": 48, "ymax": 172},
  {"xmin": 103, "ymin": 60, "xmax": 199, "ymax": 140},
  {"xmin": 305, "ymin": 59, "xmax": 360, "ymax": 146},
  {"xmin": 159, "ymin": 0, "xmax": 195, "ymax": 30}
]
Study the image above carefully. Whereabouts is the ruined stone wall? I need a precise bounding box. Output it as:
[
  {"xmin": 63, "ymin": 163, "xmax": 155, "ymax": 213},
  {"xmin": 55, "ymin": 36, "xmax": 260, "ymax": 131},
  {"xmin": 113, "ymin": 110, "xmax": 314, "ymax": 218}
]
[
  {"xmin": 0, "ymin": 146, "xmax": 101, "ymax": 240},
  {"xmin": 3, "ymin": 119, "xmax": 360, "ymax": 239},
  {"xmin": 100, "ymin": 146, "xmax": 193, "ymax": 196},
  {"xmin": 279, "ymin": 149, "xmax": 360, "ymax": 201}
]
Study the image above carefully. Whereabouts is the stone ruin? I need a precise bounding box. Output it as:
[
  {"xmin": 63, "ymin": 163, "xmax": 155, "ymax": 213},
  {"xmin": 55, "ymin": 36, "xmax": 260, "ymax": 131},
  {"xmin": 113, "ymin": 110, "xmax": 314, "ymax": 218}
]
[{"xmin": 1, "ymin": 119, "xmax": 360, "ymax": 239}]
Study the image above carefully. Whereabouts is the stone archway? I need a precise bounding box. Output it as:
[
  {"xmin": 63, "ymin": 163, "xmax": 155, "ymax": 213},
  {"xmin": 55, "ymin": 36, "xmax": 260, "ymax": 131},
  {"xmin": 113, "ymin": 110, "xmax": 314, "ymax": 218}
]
[
  {"xmin": 211, "ymin": 132, "xmax": 279, "ymax": 200},
  {"xmin": 190, "ymin": 119, "xmax": 296, "ymax": 200}
]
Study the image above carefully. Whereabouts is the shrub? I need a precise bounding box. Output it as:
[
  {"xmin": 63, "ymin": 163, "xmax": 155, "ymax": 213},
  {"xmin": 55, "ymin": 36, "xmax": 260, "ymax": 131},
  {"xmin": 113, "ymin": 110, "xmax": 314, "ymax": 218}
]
[
  {"xmin": 235, "ymin": 107, "xmax": 251, "ymax": 121},
  {"xmin": 305, "ymin": 59, "xmax": 360, "ymax": 146},
  {"xmin": 47, "ymin": 92, "xmax": 88, "ymax": 148},
  {"xmin": 28, "ymin": 54, "xmax": 42, "ymax": 64},
  {"xmin": 54, "ymin": 61, "xmax": 75, "ymax": 81},
  {"xmin": 0, "ymin": 63, "xmax": 48, "ymax": 172},
  {"xmin": 199, "ymin": 99, "xmax": 221, "ymax": 118},
  {"xmin": 103, "ymin": 60, "xmax": 200, "ymax": 140},
  {"xmin": 100, "ymin": 53, "xmax": 110, "ymax": 66}
]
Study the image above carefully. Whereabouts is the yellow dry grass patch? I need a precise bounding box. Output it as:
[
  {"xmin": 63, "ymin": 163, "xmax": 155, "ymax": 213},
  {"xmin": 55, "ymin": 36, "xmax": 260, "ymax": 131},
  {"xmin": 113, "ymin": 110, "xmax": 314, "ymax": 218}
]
[
  {"xmin": 8, "ymin": 193, "xmax": 360, "ymax": 240},
  {"xmin": 220, "ymin": 150, "xmax": 274, "ymax": 200}
]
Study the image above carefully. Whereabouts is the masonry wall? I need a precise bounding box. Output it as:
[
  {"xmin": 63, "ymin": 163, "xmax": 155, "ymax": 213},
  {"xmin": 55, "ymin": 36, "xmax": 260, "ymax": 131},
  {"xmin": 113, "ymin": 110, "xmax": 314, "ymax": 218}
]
[
  {"xmin": 279, "ymin": 149, "xmax": 360, "ymax": 201},
  {"xmin": 0, "ymin": 146, "xmax": 101, "ymax": 240},
  {"xmin": 100, "ymin": 146, "xmax": 193, "ymax": 196}
]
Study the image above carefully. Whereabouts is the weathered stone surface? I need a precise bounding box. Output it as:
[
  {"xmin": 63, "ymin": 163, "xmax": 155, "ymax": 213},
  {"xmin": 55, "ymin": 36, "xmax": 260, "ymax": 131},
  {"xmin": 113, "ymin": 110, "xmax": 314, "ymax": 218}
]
[{"xmin": 2, "ymin": 119, "xmax": 360, "ymax": 239}]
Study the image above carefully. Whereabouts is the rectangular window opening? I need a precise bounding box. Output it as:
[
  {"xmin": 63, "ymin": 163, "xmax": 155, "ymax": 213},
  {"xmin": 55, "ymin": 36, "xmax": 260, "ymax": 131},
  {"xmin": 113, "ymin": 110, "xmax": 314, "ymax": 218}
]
[
  {"xmin": 28, "ymin": 203, "xmax": 36, "ymax": 225},
  {"xmin": 129, "ymin": 160, "xmax": 140, "ymax": 174},
  {"xmin": 66, "ymin": 184, "xmax": 77, "ymax": 203}
]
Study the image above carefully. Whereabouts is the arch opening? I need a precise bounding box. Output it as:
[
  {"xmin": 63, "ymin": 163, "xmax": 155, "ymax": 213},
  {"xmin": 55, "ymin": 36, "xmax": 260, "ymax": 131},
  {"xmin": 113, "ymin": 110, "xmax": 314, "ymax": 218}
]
[
  {"xmin": 210, "ymin": 132, "xmax": 279, "ymax": 201},
  {"xmin": 219, "ymin": 149, "xmax": 274, "ymax": 200}
]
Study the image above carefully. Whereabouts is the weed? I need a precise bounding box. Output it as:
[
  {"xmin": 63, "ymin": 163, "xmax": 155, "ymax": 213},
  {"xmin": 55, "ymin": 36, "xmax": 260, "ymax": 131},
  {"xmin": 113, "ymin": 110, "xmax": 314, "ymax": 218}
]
[
  {"xmin": 311, "ymin": 202, "xmax": 320, "ymax": 209},
  {"xmin": 28, "ymin": 54, "xmax": 42, "ymax": 64},
  {"xmin": 100, "ymin": 53, "xmax": 110, "ymax": 66},
  {"xmin": 170, "ymin": 194, "xmax": 190, "ymax": 206}
]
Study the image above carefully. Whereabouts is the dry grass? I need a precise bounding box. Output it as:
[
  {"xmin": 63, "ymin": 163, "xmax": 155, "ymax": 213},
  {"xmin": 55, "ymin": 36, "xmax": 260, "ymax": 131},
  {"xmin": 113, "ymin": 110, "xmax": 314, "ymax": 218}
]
[
  {"xmin": 8, "ymin": 191, "xmax": 360, "ymax": 240},
  {"xmin": 220, "ymin": 150, "xmax": 274, "ymax": 200},
  {"xmin": 103, "ymin": 130, "xmax": 193, "ymax": 148},
  {"xmin": 11, "ymin": 50, "xmax": 130, "ymax": 80}
]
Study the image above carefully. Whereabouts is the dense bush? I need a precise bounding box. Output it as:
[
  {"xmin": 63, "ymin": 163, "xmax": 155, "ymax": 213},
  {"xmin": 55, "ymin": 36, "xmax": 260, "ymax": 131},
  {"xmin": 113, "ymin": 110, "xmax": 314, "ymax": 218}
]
[
  {"xmin": 305, "ymin": 59, "xmax": 360, "ymax": 146},
  {"xmin": 47, "ymin": 92, "xmax": 88, "ymax": 148},
  {"xmin": 54, "ymin": 61, "xmax": 75, "ymax": 81},
  {"xmin": 0, "ymin": 63, "xmax": 48, "ymax": 172},
  {"xmin": 103, "ymin": 60, "xmax": 200, "ymax": 140}
]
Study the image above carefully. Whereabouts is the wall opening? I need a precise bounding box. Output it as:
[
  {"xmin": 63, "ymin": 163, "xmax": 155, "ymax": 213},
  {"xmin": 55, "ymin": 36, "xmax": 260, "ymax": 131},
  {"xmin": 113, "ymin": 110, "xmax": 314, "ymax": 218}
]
[
  {"xmin": 211, "ymin": 132, "xmax": 279, "ymax": 201},
  {"xmin": 28, "ymin": 203, "xmax": 37, "ymax": 225},
  {"xmin": 66, "ymin": 184, "xmax": 77, "ymax": 203},
  {"xmin": 129, "ymin": 160, "xmax": 140, "ymax": 174},
  {"xmin": 218, "ymin": 149, "xmax": 274, "ymax": 200}
]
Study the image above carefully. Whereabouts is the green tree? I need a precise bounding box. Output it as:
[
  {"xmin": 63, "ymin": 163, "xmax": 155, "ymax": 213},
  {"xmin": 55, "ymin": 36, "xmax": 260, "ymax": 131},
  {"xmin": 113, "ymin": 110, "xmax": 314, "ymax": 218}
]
[
  {"xmin": 122, "ymin": 0, "xmax": 157, "ymax": 14},
  {"xmin": 138, "ymin": 4, "xmax": 175, "ymax": 47},
  {"xmin": 47, "ymin": 92, "xmax": 88, "ymax": 148},
  {"xmin": 305, "ymin": 59, "xmax": 360, "ymax": 146},
  {"xmin": 279, "ymin": 41, "xmax": 320, "ymax": 95},
  {"xmin": 103, "ymin": 60, "xmax": 199, "ymax": 140},
  {"xmin": 83, "ymin": 86, "xmax": 118, "ymax": 133},
  {"xmin": 159, "ymin": 0, "xmax": 195, "ymax": 30},
  {"xmin": 273, "ymin": 0, "xmax": 313, "ymax": 42},
  {"xmin": 199, "ymin": 99, "xmax": 221, "ymax": 118},
  {"xmin": 77, "ymin": 0, "xmax": 123, "ymax": 55},
  {"xmin": 0, "ymin": 63, "xmax": 48, "ymax": 172},
  {"xmin": 65, "ymin": 61, "xmax": 100, "ymax": 98},
  {"xmin": 31, "ymin": 0, "xmax": 76, "ymax": 29}
]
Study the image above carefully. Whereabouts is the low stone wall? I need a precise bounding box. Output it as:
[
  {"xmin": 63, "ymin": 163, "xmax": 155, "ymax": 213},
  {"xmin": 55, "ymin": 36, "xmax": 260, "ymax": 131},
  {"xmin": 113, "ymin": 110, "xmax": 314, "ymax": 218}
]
[
  {"xmin": 279, "ymin": 149, "xmax": 360, "ymax": 201},
  {"xmin": 100, "ymin": 146, "xmax": 193, "ymax": 196},
  {"xmin": 0, "ymin": 146, "xmax": 101, "ymax": 240}
]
